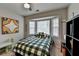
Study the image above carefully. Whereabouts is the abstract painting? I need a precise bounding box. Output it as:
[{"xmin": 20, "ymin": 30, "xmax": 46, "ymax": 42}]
[{"xmin": 1, "ymin": 17, "xmax": 19, "ymax": 34}]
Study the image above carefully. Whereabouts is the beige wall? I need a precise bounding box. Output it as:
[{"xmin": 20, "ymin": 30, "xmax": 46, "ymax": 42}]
[{"xmin": 24, "ymin": 8, "xmax": 68, "ymax": 42}]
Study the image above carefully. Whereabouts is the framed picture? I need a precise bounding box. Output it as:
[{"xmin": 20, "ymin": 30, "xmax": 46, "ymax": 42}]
[{"xmin": 1, "ymin": 17, "xmax": 19, "ymax": 34}]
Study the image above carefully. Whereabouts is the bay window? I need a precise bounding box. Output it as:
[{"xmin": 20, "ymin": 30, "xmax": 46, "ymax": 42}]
[{"xmin": 29, "ymin": 17, "xmax": 59, "ymax": 37}]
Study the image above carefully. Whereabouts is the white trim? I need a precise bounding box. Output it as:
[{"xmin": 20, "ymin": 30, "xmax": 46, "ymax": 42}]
[{"xmin": 30, "ymin": 16, "xmax": 56, "ymax": 21}]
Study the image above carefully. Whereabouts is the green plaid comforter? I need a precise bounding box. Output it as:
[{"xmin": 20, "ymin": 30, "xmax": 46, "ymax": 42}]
[{"xmin": 13, "ymin": 36, "xmax": 53, "ymax": 56}]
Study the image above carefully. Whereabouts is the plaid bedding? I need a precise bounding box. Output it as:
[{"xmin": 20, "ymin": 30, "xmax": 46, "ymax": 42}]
[{"xmin": 13, "ymin": 36, "xmax": 53, "ymax": 56}]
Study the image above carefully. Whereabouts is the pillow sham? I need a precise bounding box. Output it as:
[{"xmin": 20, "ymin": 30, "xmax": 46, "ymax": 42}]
[{"xmin": 35, "ymin": 32, "xmax": 49, "ymax": 39}]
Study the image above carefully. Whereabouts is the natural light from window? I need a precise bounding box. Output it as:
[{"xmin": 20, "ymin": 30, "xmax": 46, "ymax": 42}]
[
  {"xmin": 29, "ymin": 17, "xmax": 59, "ymax": 37},
  {"xmin": 37, "ymin": 20, "xmax": 50, "ymax": 34},
  {"xmin": 52, "ymin": 18, "xmax": 59, "ymax": 37},
  {"xmin": 29, "ymin": 21, "xmax": 35, "ymax": 34}
]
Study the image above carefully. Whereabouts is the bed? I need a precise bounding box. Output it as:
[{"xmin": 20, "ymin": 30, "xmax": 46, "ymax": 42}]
[{"xmin": 13, "ymin": 33, "xmax": 53, "ymax": 56}]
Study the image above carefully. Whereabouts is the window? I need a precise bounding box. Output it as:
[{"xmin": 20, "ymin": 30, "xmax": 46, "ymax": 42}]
[
  {"xmin": 29, "ymin": 20, "xmax": 50, "ymax": 35},
  {"xmin": 52, "ymin": 18, "xmax": 59, "ymax": 37},
  {"xmin": 37, "ymin": 20, "xmax": 50, "ymax": 34},
  {"xmin": 29, "ymin": 21, "xmax": 35, "ymax": 34},
  {"xmin": 29, "ymin": 17, "xmax": 59, "ymax": 37}
]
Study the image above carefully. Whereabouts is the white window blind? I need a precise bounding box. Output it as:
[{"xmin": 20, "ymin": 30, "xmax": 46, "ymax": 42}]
[
  {"xmin": 52, "ymin": 18, "xmax": 59, "ymax": 37},
  {"xmin": 29, "ymin": 17, "xmax": 59, "ymax": 37},
  {"xmin": 29, "ymin": 21, "xmax": 35, "ymax": 34},
  {"xmin": 37, "ymin": 20, "xmax": 50, "ymax": 34}
]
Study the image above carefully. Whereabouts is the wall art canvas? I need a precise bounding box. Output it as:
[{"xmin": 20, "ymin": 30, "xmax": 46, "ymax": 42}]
[{"xmin": 1, "ymin": 17, "xmax": 19, "ymax": 34}]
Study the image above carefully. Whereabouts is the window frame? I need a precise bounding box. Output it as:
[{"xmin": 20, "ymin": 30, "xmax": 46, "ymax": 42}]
[
  {"xmin": 37, "ymin": 20, "xmax": 50, "ymax": 34},
  {"xmin": 29, "ymin": 17, "xmax": 59, "ymax": 37},
  {"xmin": 52, "ymin": 17, "xmax": 59, "ymax": 37},
  {"xmin": 29, "ymin": 21, "xmax": 36, "ymax": 35},
  {"xmin": 29, "ymin": 19, "xmax": 50, "ymax": 35}
]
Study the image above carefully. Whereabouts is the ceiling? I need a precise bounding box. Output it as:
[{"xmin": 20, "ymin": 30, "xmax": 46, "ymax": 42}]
[{"xmin": 0, "ymin": 3, "xmax": 70, "ymax": 16}]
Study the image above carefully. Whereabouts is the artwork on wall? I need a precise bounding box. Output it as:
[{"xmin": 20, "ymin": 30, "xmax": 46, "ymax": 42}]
[{"xmin": 1, "ymin": 17, "xmax": 19, "ymax": 34}]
